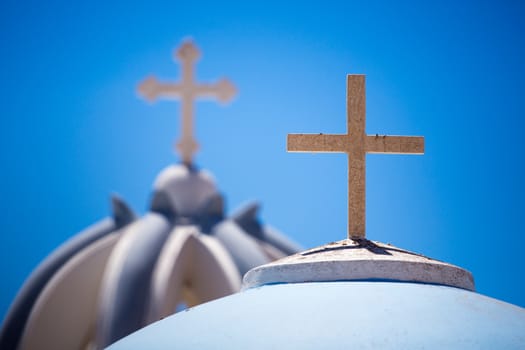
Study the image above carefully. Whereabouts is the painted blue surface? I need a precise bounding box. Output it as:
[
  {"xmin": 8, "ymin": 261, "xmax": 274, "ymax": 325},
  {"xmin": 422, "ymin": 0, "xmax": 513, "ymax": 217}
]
[
  {"xmin": 109, "ymin": 281, "xmax": 525, "ymax": 349},
  {"xmin": 1, "ymin": 0, "xmax": 525, "ymax": 320}
]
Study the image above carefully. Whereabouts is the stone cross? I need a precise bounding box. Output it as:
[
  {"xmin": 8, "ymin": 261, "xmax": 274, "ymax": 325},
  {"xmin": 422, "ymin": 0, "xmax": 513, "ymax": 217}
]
[
  {"xmin": 287, "ymin": 75, "xmax": 424, "ymax": 239},
  {"xmin": 138, "ymin": 40, "xmax": 237, "ymax": 165}
]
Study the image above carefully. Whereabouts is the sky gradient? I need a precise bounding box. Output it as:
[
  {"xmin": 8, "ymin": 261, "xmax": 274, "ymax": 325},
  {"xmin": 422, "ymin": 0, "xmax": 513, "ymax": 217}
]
[{"xmin": 1, "ymin": 0, "xmax": 524, "ymax": 319}]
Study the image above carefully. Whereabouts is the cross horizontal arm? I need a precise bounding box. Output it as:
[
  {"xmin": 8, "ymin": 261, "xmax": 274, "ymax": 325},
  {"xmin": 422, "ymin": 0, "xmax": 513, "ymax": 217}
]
[
  {"xmin": 138, "ymin": 76, "xmax": 183, "ymax": 102},
  {"xmin": 194, "ymin": 79, "xmax": 237, "ymax": 103},
  {"xmin": 287, "ymin": 134, "xmax": 349, "ymax": 153},
  {"xmin": 366, "ymin": 135, "xmax": 424, "ymax": 154}
]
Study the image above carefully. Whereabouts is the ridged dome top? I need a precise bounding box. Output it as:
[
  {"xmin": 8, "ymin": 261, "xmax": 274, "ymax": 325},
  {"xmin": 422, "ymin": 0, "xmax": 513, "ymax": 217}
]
[{"xmin": 153, "ymin": 164, "xmax": 218, "ymax": 217}]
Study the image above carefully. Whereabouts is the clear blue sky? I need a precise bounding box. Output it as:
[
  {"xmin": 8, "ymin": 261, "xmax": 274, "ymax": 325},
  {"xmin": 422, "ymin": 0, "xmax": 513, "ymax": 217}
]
[{"xmin": 1, "ymin": 0, "xmax": 524, "ymax": 319}]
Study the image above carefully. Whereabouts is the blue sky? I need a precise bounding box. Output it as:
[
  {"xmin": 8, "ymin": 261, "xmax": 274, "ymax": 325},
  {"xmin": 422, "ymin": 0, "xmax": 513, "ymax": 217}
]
[{"xmin": 1, "ymin": 0, "xmax": 524, "ymax": 319}]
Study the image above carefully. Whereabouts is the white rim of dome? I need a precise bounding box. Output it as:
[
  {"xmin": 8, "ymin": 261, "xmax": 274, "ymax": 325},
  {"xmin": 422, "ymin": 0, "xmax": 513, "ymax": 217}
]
[{"xmin": 242, "ymin": 239, "xmax": 475, "ymax": 291}]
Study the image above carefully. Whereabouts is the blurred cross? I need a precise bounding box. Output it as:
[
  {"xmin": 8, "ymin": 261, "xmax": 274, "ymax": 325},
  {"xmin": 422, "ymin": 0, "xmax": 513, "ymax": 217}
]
[
  {"xmin": 287, "ymin": 75, "xmax": 424, "ymax": 239},
  {"xmin": 138, "ymin": 40, "xmax": 237, "ymax": 165}
]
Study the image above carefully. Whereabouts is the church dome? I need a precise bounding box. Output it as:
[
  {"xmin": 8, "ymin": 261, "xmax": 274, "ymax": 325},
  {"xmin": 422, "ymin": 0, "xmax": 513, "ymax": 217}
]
[
  {"xmin": 152, "ymin": 164, "xmax": 218, "ymax": 217},
  {"xmin": 108, "ymin": 281, "xmax": 525, "ymax": 349},
  {"xmin": 0, "ymin": 161, "xmax": 303, "ymax": 350},
  {"xmin": 107, "ymin": 239, "xmax": 525, "ymax": 349}
]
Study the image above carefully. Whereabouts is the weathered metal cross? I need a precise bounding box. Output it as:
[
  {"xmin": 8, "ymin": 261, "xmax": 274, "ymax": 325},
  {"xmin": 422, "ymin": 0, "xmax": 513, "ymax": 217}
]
[
  {"xmin": 287, "ymin": 75, "xmax": 424, "ymax": 239},
  {"xmin": 138, "ymin": 40, "xmax": 237, "ymax": 165}
]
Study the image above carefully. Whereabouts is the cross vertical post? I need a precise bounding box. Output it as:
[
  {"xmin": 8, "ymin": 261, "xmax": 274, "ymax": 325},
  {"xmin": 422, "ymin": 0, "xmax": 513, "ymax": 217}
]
[
  {"xmin": 137, "ymin": 40, "xmax": 237, "ymax": 165},
  {"xmin": 287, "ymin": 74, "xmax": 424, "ymax": 239},
  {"xmin": 347, "ymin": 75, "xmax": 366, "ymax": 237}
]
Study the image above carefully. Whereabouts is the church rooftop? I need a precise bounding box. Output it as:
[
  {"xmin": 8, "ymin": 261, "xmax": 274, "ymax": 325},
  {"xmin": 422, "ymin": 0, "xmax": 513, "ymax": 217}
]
[{"xmin": 108, "ymin": 281, "xmax": 525, "ymax": 350}]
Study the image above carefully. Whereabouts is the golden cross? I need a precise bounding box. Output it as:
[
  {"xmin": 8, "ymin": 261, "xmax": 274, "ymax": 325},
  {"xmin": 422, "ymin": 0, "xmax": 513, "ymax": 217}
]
[
  {"xmin": 287, "ymin": 75, "xmax": 424, "ymax": 239},
  {"xmin": 137, "ymin": 40, "xmax": 237, "ymax": 165}
]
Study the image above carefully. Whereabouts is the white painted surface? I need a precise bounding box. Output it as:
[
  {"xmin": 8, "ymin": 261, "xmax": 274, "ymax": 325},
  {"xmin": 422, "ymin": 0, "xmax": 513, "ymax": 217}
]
[
  {"xmin": 153, "ymin": 164, "xmax": 217, "ymax": 217},
  {"xmin": 19, "ymin": 233, "xmax": 120, "ymax": 350},
  {"xmin": 148, "ymin": 226, "xmax": 241, "ymax": 322},
  {"xmin": 243, "ymin": 239, "xmax": 474, "ymax": 291}
]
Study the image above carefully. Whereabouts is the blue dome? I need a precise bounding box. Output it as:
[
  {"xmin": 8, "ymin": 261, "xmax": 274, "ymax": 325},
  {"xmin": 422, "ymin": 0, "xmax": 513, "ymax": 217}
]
[
  {"xmin": 108, "ymin": 281, "xmax": 525, "ymax": 349},
  {"xmin": 0, "ymin": 164, "xmax": 302, "ymax": 349},
  {"xmin": 108, "ymin": 239, "xmax": 525, "ymax": 349}
]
